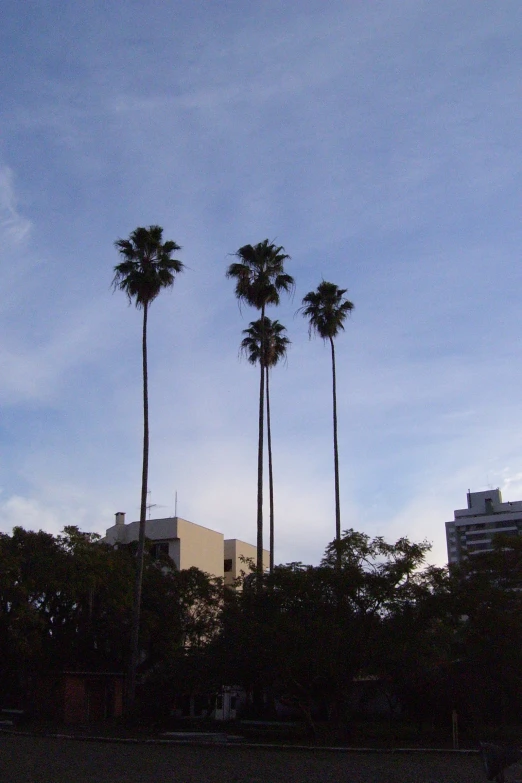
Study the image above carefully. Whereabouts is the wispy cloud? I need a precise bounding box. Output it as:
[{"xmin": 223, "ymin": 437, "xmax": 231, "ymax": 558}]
[
  {"xmin": 0, "ymin": 296, "xmax": 119, "ymax": 405},
  {"xmin": 0, "ymin": 165, "xmax": 31, "ymax": 247},
  {"xmin": 1, "ymin": 2, "xmax": 522, "ymax": 572},
  {"xmin": 0, "ymin": 494, "xmax": 84, "ymax": 536}
]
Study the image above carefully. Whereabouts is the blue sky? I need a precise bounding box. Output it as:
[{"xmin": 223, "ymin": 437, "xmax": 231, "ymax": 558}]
[{"xmin": 1, "ymin": 1, "xmax": 522, "ymax": 566}]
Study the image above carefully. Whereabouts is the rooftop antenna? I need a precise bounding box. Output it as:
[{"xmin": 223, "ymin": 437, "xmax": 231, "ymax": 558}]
[
  {"xmin": 175, "ymin": 491, "xmax": 178, "ymax": 518},
  {"xmin": 144, "ymin": 490, "xmax": 166, "ymax": 519},
  {"xmin": 146, "ymin": 503, "xmax": 167, "ymax": 519}
]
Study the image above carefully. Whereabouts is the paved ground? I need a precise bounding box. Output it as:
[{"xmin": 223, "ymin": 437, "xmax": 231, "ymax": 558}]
[{"xmin": 0, "ymin": 734, "xmax": 493, "ymax": 783}]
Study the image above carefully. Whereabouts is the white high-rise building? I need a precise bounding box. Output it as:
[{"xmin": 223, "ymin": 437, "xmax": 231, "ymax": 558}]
[{"xmin": 445, "ymin": 489, "xmax": 522, "ymax": 565}]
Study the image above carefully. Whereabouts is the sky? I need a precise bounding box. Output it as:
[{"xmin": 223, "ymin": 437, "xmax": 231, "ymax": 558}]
[{"xmin": 1, "ymin": 0, "xmax": 522, "ymax": 567}]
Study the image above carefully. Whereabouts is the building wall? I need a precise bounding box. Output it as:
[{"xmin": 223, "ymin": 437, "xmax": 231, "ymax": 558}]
[
  {"xmin": 63, "ymin": 675, "xmax": 87, "ymax": 723},
  {"xmin": 223, "ymin": 539, "xmax": 269, "ymax": 586},
  {"xmin": 177, "ymin": 517, "xmax": 224, "ymax": 577},
  {"xmin": 446, "ymin": 489, "xmax": 522, "ymax": 565},
  {"xmin": 62, "ymin": 674, "xmax": 124, "ymax": 723},
  {"xmin": 35, "ymin": 673, "xmax": 123, "ymax": 723},
  {"xmin": 104, "ymin": 516, "xmax": 224, "ymax": 578}
]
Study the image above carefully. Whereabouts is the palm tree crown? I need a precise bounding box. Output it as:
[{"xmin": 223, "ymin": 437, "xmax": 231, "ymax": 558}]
[
  {"xmin": 300, "ymin": 281, "xmax": 354, "ymax": 340},
  {"xmin": 226, "ymin": 239, "xmax": 294, "ymax": 311},
  {"xmin": 113, "ymin": 225, "xmax": 183, "ymax": 308},
  {"xmin": 240, "ymin": 317, "xmax": 290, "ymax": 368}
]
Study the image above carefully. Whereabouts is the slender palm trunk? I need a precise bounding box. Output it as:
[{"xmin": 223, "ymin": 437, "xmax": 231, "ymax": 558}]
[
  {"xmin": 266, "ymin": 365, "xmax": 274, "ymax": 573},
  {"xmin": 126, "ymin": 301, "xmax": 149, "ymax": 709},
  {"xmin": 256, "ymin": 309, "xmax": 265, "ymax": 579},
  {"xmin": 330, "ymin": 336, "xmax": 341, "ymax": 545}
]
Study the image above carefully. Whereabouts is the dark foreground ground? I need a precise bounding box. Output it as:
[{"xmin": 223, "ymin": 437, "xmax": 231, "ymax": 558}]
[{"xmin": 0, "ymin": 734, "xmax": 504, "ymax": 783}]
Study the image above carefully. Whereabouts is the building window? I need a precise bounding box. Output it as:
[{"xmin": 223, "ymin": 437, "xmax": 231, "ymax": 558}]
[
  {"xmin": 469, "ymin": 542, "xmax": 494, "ymax": 552},
  {"xmin": 485, "ymin": 498, "xmax": 493, "ymax": 514},
  {"xmin": 224, "ymin": 559, "xmax": 233, "ymax": 572},
  {"xmin": 151, "ymin": 542, "xmax": 169, "ymax": 559}
]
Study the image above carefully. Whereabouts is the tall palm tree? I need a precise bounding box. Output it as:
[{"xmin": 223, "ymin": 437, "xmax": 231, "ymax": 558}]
[
  {"xmin": 113, "ymin": 225, "xmax": 183, "ymax": 707},
  {"xmin": 227, "ymin": 240, "xmax": 293, "ymax": 576},
  {"xmin": 300, "ymin": 281, "xmax": 354, "ymax": 545},
  {"xmin": 240, "ymin": 317, "xmax": 290, "ymax": 572}
]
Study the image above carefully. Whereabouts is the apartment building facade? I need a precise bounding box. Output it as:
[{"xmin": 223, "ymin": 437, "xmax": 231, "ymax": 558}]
[
  {"xmin": 104, "ymin": 513, "xmax": 269, "ymax": 581},
  {"xmin": 223, "ymin": 538, "xmax": 270, "ymax": 587},
  {"xmin": 445, "ymin": 489, "xmax": 522, "ymax": 565}
]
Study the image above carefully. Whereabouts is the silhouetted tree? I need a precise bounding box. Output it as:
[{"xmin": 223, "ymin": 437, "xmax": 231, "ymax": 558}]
[
  {"xmin": 113, "ymin": 225, "xmax": 183, "ymax": 706},
  {"xmin": 241, "ymin": 317, "xmax": 290, "ymax": 572},
  {"xmin": 227, "ymin": 241, "xmax": 293, "ymax": 575},
  {"xmin": 300, "ymin": 282, "xmax": 354, "ymax": 547}
]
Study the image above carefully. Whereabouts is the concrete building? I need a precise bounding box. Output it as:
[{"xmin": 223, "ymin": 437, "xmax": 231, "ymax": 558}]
[
  {"xmin": 224, "ymin": 538, "xmax": 270, "ymax": 587},
  {"xmin": 104, "ymin": 513, "xmax": 269, "ymax": 581},
  {"xmin": 105, "ymin": 513, "xmax": 225, "ymax": 578},
  {"xmin": 446, "ymin": 489, "xmax": 522, "ymax": 565}
]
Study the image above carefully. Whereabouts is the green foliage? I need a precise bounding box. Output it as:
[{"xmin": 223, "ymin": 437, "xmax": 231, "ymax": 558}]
[
  {"xmin": 443, "ymin": 539, "xmax": 522, "ymax": 729},
  {"xmin": 0, "ymin": 527, "xmax": 221, "ymax": 707},
  {"xmin": 0, "ymin": 526, "xmax": 134, "ymax": 695},
  {"xmin": 214, "ymin": 530, "xmax": 439, "ymax": 730},
  {"xmin": 4, "ymin": 520, "xmax": 522, "ymax": 735},
  {"xmin": 140, "ymin": 562, "xmax": 223, "ymax": 664}
]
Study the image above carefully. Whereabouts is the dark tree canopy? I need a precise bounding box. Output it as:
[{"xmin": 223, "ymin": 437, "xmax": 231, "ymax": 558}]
[{"xmin": 4, "ymin": 522, "xmax": 522, "ymax": 737}]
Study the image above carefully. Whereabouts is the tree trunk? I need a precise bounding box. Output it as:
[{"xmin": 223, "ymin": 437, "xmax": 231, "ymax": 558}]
[
  {"xmin": 330, "ymin": 336, "xmax": 341, "ymax": 546},
  {"xmin": 256, "ymin": 310, "xmax": 265, "ymax": 581},
  {"xmin": 126, "ymin": 300, "xmax": 149, "ymax": 709},
  {"xmin": 266, "ymin": 365, "xmax": 274, "ymax": 573}
]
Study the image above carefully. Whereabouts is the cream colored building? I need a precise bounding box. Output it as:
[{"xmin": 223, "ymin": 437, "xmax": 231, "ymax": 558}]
[
  {"xmin": 104, "ymin": 513, "xmax": 269, "ymax": 582},
  {"xmin": 105, "ymin": 513, "xmax": 225, "ymax": 578},
  {"xmin": 223, "ymin": 538, "xmax": 270, "ymax": 587}
]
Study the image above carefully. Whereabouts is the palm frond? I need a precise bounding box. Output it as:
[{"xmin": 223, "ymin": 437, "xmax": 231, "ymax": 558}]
[
  {"xmin": 226, "ymin": 240, "xmax": 294, "ymax": 311},
  {"xmin": 113, "ymin": 225, "xmax": 183, "ymax": 309},
  {"xmin": 240, "ymin": 317, "xmax": 290, "ymax": 368},
  {"xmin": 299, "ymin": 281, "xmax": 354, "ymax": 341}
]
